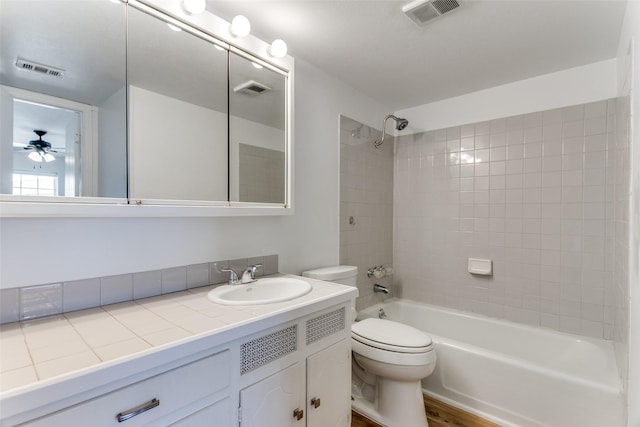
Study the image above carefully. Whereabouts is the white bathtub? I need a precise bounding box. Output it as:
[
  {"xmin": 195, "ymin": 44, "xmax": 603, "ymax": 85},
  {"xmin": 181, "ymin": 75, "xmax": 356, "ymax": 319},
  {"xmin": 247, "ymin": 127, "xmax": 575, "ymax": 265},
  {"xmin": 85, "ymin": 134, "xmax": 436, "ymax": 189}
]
[{"xmin": 357, "ymin": 299, "xmax": 623, "ymax": 427}]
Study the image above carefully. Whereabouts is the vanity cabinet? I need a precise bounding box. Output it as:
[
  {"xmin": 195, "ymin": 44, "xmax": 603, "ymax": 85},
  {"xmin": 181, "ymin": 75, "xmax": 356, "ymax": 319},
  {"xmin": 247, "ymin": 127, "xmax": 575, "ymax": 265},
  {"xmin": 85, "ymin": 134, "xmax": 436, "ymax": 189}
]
[
  {"xmin": 239, "ymin": 338, "xmax": 351, "ymax": 427},
  {"xmin": 3, "ymin": 298, "xmax": 354, "ymax": 427},
  {"xmin": 239, "ymin": 362, "xmax": 305, "ymax": 426},
  {"xmin": 20, "ymin": 350, "xmax": 232, "ymax": 427},
  {"xmin": 306, "ymin": 339, "xmax": 351, "ymax": 427}
]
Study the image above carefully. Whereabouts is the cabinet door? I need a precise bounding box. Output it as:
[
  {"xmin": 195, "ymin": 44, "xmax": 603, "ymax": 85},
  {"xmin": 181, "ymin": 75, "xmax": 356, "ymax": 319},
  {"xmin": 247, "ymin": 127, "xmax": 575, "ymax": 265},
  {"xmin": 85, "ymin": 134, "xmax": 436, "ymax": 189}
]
[
  {"xmin": 306, "ymin": 339, "xmax": 351, "ymax": 427},
  {"xmin": 239, "ymin": 363, "xmax": 305, "ymax": 427}
]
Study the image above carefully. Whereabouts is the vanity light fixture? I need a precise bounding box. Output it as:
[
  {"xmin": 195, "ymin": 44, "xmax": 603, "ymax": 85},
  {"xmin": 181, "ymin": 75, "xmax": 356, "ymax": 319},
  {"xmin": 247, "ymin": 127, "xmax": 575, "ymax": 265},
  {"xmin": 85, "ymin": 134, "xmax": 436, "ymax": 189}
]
[
  {"xmin": 268, "ymin": 39, "xmax": 288, "ymax": 58},
  {"xmin": 182, "ymin": 0, "xmax": 206, "ymax": 15},
  {"xmin": 230, "ymin": 15, "xmax": 251, "ymax": 37}
]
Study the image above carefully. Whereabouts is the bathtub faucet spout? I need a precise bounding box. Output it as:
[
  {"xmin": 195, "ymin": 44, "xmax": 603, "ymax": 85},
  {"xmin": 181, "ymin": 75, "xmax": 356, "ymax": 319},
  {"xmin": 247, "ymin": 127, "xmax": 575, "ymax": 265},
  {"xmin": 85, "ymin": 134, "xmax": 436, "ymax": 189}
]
[{"xmin": 373, "ymin": 284, "xmax": 390, "ymax": 295}]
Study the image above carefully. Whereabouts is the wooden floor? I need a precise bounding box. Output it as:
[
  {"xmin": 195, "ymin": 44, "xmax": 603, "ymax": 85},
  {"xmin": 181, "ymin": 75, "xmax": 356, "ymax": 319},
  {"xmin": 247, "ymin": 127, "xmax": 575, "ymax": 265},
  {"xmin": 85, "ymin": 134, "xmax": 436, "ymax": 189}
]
[{"xmin": 351, "ymin": 394, "xmax": 501, "ymax": 427}]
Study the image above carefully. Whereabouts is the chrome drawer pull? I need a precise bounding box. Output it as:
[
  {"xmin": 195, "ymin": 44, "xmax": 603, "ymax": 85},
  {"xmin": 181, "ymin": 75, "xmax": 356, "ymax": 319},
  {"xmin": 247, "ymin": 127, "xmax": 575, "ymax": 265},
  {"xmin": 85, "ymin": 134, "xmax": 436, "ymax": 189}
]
[{"xmin": 116, "ymin": 398, "xmax": 160, "ymax": 422}]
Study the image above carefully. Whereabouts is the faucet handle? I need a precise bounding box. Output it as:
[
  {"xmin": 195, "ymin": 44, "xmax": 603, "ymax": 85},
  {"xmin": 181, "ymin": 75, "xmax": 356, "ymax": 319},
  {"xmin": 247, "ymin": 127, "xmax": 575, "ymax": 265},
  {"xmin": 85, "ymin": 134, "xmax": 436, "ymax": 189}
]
[
  {"xmin": 250, "ymin": 264, "xmax": 263, "ymax": 277},
  {"xmin": 221, "ymin": 268, "xmax": 240, "ymax": 284},
  {"xmin": 242, "ymin": 264, "xmax": 263, "ymax": 283}
]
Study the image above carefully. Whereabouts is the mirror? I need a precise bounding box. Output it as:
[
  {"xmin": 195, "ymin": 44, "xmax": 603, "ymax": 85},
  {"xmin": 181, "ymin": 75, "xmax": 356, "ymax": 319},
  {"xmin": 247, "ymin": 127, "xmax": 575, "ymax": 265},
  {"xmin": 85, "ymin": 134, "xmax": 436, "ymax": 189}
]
[
  {"xmin": 127, "ymin": 6, "xmax": 229, "ymax": 203},
  {"xmin": 0, "ymin": 0, "xmax": 127, "ymax": 199},
  {"xmin": 0, "ymin": 0, "xmax": 290, "ymax": 211},
  {"xmin": 229, "ymin": 53, "xmax": 287, "ymax": 205}
]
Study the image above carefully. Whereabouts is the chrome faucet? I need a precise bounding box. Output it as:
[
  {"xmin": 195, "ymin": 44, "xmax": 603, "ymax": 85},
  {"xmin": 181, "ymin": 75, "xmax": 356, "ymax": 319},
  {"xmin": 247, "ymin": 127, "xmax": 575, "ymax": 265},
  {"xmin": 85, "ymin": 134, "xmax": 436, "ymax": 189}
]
[
  {"xmin": 373, "ymin": 284, "xmax": 390, "ymax": 295},
  {"xmin": 241, "ymin": 264, "xmax": 262, "ymax": 284},
  {"xmin": 221, "ymin": 268, "xmax": 241, "ymax": 285}
]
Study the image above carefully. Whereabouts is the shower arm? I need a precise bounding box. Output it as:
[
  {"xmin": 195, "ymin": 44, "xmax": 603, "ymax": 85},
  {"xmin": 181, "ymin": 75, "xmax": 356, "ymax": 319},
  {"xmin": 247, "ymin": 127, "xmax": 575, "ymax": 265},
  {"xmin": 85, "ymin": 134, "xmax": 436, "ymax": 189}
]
[
  {"xmin": 373, "ymin": 115, "xmax": 394, "ymax": 148},
  {"xmin": 373, "ymin": 114, "xmax": 408, "ymax": 148}
]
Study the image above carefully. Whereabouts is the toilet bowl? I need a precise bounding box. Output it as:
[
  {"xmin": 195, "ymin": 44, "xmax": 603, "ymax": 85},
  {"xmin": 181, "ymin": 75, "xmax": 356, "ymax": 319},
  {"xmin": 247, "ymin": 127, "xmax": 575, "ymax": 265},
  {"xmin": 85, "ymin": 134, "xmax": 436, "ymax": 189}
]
[
  {"xmin": 302, "ymin": 266, "xmax": 436, "ymax": 427},
  {"xmin": 351, "ymin": 317, "xmax": 436, "ymax": 427}
]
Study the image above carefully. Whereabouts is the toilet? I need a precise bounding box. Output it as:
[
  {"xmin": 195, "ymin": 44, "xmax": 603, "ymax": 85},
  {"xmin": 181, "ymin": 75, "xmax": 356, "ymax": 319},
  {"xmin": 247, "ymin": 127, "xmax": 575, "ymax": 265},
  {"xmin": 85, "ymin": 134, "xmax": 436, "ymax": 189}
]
[{"xmin": 302, "ymin": 266, "xmax": 436, "ymax": 427}]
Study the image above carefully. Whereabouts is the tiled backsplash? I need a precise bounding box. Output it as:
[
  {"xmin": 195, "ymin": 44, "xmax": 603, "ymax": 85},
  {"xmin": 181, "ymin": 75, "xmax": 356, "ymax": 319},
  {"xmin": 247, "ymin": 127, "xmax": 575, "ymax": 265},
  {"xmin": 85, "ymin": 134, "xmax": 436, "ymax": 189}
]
[
  {"xmin": 339, "ymin": 116, "xmax": 394, "ymax": 310},
  {"xmin": 394, "ymin": 99, "xmax": 620, "ymax": 339},
  {"xmin": 0, "ymin": 255, "xmax": 278, "ymax": 324}
]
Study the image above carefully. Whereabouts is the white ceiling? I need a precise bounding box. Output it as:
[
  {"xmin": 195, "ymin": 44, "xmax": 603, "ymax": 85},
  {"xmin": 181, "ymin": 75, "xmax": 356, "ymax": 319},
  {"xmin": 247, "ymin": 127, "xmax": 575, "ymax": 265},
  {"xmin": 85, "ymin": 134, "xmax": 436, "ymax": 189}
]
[{"xmin": 209, "ymin": 0, "xmax": 627, "ymax": 111}]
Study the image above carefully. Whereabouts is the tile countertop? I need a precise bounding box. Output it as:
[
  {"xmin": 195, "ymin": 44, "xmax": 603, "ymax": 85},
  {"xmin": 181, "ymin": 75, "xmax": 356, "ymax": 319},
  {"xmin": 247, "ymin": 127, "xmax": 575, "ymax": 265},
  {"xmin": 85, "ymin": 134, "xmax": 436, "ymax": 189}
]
[{"xmin": 0, "ymin": 274, "xmax": 357, "ymax": 397}]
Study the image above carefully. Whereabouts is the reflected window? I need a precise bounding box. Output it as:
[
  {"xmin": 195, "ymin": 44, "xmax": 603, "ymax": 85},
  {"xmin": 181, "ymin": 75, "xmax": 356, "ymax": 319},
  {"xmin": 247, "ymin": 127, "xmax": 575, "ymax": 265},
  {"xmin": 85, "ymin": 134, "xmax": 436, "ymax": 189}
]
[{"xmin": 12, "ymin": 172, "xmax": 57, "ymax": 196}]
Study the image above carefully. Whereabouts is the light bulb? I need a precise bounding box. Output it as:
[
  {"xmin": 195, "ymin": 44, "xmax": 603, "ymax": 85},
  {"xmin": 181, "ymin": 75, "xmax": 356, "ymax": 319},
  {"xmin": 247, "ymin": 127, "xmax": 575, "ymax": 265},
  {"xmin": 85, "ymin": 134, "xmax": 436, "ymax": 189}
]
[
  {"xmin": 28, "ymin": 151, "xmax": 42, "ymax": 162},
  {"xmin": 43, "ymin": 153, "xmax": 55, "ymax": 162},
  {"xmin": 230, "ymin": 15, "xmax": 251, "ymax": 37},
  {"xmin": 182, "ymin": 0, "xmax": 206, "ymax": 15},
  {"xmin": 268, "ymin": 39, "xmax": 287, "ymax": 58}
]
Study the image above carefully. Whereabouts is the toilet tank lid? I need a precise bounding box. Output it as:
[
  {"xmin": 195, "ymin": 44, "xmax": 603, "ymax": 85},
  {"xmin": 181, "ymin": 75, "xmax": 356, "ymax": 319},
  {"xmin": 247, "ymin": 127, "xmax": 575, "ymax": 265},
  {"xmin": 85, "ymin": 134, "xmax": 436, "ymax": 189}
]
[{"xmin": 301, "ymin": 265, "xmax": 358, "ymax": 281}]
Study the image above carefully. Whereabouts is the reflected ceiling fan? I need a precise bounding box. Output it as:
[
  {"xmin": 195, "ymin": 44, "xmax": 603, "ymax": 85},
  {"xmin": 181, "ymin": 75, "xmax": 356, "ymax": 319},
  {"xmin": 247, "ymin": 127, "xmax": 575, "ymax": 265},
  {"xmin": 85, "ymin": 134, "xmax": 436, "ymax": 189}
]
[{"xmin": 24, "ymin": 130, "xmax": 57, "ymax": 162}]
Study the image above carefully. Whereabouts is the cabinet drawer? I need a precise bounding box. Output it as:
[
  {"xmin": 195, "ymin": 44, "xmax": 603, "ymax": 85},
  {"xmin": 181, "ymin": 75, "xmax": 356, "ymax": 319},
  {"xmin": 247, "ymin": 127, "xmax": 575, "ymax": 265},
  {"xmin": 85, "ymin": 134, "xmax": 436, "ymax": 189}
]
[{"xmin": 22, "ymin": 350, "xmax": 230, "ymax": 427}]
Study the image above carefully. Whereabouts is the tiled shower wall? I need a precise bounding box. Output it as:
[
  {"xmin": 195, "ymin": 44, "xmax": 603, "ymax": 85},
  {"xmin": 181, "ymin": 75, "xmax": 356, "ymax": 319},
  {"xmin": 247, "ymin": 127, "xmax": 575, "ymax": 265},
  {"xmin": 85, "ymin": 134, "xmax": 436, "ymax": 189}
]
[
  {"xmin": 394, "ymin": 99, "xmax": 624, "ymax": 339},
  {"xmin": 340, "ymin": 116, "xmax": 394, "ymax": 310},
  {"xmin": 612, "ymin": 94, "xmax": 630, "ymax": 378}
]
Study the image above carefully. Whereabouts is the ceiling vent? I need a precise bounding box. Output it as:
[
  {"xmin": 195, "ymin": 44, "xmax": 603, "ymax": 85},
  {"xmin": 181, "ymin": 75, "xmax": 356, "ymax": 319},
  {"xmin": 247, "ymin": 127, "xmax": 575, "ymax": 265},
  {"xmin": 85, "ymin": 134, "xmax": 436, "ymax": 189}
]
[
  {"xmin": 233, "ymin": 80, "xmax": 271, "ymax": 95},
  {"xmin": 402, "ymin": 0, "xmax": 463, "ymax": 26},
  {"xmin": 15, "ymin": 58, "xmax": 65, "ymax": 78}
]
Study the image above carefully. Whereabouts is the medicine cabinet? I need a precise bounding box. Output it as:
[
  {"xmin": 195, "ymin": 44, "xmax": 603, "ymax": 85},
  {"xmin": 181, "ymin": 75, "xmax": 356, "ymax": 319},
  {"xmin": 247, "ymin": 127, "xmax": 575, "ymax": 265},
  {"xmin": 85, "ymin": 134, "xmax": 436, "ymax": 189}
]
[{"xmin": 0, "ymin": 0, "xmax": 292, "ymax": 216}]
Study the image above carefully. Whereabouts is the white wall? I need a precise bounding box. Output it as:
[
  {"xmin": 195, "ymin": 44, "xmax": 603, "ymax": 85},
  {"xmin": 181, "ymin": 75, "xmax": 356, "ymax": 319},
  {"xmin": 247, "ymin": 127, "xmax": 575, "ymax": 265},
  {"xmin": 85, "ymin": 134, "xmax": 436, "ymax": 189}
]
[
  {"xmin": 229, "ymin": 115, "xmax": 284, "ymax": 201},
  {"xmin": 129, "ymin": 86, "xmax": 228, "ymax": 201},
  {"xmin": 98, "ymin": 86, "xmax": 126, "ymax": 198},
  {"xmin": 397, "ymin": 59, "xmax": 617, "ymax": 133},
  {"xmin": 0, "ymin": 57, "xmax": 389, "ymax": 288},
  {"xmin": 617, "ymin": 2, "xmax": 640, "ymax": 426}
]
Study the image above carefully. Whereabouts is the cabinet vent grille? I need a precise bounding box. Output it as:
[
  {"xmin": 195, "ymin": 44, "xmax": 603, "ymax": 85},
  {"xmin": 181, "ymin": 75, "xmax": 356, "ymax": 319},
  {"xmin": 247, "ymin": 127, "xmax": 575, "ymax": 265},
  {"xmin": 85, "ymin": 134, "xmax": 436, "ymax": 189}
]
[
  {"xmin": 306, "ymin": 307, "xmax": 345, "ymax": 345},
  {"xmin": 240, "ymin": 325, "xmax": 297, "ymax": 374}
]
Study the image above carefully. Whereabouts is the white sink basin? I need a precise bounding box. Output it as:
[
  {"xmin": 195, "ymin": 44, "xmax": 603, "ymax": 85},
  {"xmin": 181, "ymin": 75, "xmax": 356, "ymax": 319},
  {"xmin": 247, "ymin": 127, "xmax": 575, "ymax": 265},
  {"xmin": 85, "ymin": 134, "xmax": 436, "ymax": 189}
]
[{"xmin": 207, "ymin": 277, "xmax": 312, "ymax": 305}]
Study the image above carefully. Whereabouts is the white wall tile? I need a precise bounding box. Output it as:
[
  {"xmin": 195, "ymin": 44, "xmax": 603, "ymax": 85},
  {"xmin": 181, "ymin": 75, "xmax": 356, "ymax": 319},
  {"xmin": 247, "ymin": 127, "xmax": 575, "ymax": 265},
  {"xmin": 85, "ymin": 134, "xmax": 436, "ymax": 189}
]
[
  {"xmin": 0, "ymin": 289, "xmax": 19, "ymax": 324},
  {"xmin": 392, "ymin": 99, "xmax": 618, "ymax": 339},
  {"xmin": 133, "ymin": 271, "xmax": 161, "ymax": 300},
  {"xmin": 20, "ymin": 284, "xmax": 62, "ymax": 320},
  {"xmin": 101, "ymin": 275, "xmax": 133, "ymax": 306},
  {"xmin": 64, "ymin": 279, "xmax": 101, "ymax": 313}
]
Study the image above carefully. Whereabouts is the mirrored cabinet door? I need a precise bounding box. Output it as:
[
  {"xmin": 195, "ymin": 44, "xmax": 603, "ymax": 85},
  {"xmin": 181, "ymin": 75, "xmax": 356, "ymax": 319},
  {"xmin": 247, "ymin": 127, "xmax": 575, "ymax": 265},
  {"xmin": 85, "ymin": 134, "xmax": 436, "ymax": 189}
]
[
  {"xmin": 127, "ymin": 6, "xmax": 229, "ymax": 203},
  {"xmin": 0, "ymin": 0, "xmax": 127, "ymax": 199},
  {"xmin": 229, "ymin": 52, "xmax": 287, "ymax": 205}
]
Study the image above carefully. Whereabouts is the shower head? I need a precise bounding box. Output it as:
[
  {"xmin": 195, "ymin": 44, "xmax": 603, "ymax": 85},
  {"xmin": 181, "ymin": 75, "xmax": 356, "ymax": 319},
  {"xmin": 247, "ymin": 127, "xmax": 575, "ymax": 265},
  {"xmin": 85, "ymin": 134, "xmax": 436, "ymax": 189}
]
[
  {"xmin": 373, "ymin": 115, "xmax": 409, "ymax": 148},
  {"xmin": 395, "ymin": 117, "xmax": 409, "ymax": 131}
]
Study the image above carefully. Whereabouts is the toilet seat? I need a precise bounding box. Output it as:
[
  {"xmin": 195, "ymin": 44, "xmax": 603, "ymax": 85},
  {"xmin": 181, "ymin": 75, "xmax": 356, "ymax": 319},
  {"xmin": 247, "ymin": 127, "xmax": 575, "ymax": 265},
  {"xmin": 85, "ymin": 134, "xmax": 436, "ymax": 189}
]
[{"xmin": 351, "ymin": 318, "xmax": 433, "ymax": 353}]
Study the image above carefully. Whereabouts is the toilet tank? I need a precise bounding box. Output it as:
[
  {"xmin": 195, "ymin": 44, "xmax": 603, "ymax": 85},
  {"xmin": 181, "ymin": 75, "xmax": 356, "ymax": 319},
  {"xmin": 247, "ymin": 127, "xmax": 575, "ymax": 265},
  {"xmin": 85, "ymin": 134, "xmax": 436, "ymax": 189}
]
[{"xmin": 302, "ymin": 265, "xmax": 358, "ymax": 286}]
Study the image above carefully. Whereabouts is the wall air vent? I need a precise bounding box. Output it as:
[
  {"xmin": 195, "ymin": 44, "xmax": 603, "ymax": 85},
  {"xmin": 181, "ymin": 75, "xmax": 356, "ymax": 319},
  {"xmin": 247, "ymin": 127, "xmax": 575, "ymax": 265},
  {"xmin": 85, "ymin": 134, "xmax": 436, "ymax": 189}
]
[
  {"xmin": 15, "ymin": 58, "xmax": 65, "ymax": 78},
  {"xmin": 233, "ymin": 80, "xmax": 271, "ymax": 95},
  {"xmin": 402, "ymin": 0, "xmax": 463, "ymax": 26}
]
